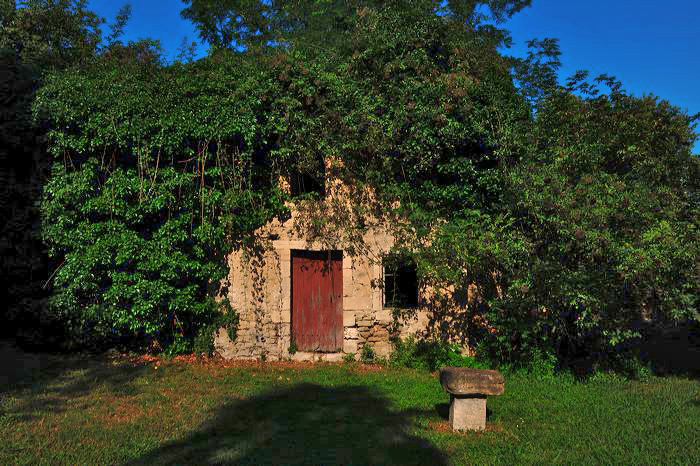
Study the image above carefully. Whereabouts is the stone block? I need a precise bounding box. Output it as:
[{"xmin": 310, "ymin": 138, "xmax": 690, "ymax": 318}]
[
  {"xmin": 375, "ymin": 309, "xmax": 393, "ymax": 323},
  {"xmin": 353, "ymin": 267, "xmax": 370, "ymax": 285},
  {"xmin": 292, "ymin": 352, "xmax": 315, "ymax": 362},
  {"xmin": 343, "ymin": 311, "xmax": 356, "ymax": 327},
  {"xmin": 320, "ymin": 353, "xmax": 344, "ymax": 363},
  {"xmin": 356, "ymin": 320, "xmax": 374, "ymax": 327},
  {"xmin": 343, "ymin": 339, "xmax": 358, "ymax": 354},
  {"xmin": 213, "ymin": 328, "xmax": 237, "ymax": 360},
  {"xmin": 344, "ymin": 327, "xmax": 359, "ymax": 339},
  {"xmin": 372, "ymin": 342, "xmax": 392, "ymax": 357},
  {"xmin": 449, "ymin": 395, "xmax": 486, "ymax": 431},
  {"xmin": 439, "ymin": 367, "xmax": 505, "ymax": 432},
  {"xmin": 280, "ymin": 310, "xmax": 291, "ymax": 323},
  {"xmin": 440, "ymin": 367, "xmax": 505, "ymax": 396},
  {"xmin": 344, "ymin": 295, "xmax": 373, "ymax": 311}
]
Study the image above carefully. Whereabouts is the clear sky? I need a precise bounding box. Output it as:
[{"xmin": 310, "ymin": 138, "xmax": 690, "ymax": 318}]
[{"xmin": 88, "ymin": 1, "xmax": 699, "ymax": 153}]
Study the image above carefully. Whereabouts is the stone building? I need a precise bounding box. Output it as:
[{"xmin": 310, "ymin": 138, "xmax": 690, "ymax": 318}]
[{"xmin": 214, "ymin": 168, "xmax": 436, "ymax": 361}]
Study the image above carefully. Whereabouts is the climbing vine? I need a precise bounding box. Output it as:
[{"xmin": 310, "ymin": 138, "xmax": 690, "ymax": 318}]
[{"xmin": 36, "ymin": 53, "xmax": 301, "ymax": 349}]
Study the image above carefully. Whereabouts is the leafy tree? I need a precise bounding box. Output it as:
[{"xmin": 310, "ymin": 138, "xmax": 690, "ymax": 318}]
[
  {"xmin": 180, "ymin": 0, "xmax": 531, "ymax": 54},
  {"xmin": 512, "ymin": 73, "xmax": 699, "ymax": 364},
  {"xmin": 35, "ymin": 0, "xmax": 531, "ymax": 351},
  {"xmin": 0, "ymin": 0, "xmax": 104, "ymax": 69},
  {"xmin": 421, "ymin": 41, "xmax": 700, "ymax": 368}
]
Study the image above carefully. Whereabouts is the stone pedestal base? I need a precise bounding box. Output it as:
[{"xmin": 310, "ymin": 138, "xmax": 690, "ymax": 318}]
[{"xmin": 449, "ymin": 395, "xmax": 486, "ymax": 431}]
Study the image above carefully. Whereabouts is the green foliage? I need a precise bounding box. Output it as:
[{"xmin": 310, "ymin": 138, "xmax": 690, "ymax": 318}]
[
  {"xmin": 181, "ymin": 0, "xmax": 531, "ymax": 53},
  {"xmin": 193, "ymin": 301, "xmax": 239, "ymax": 356},
  {"xmin": 287, "ymin": 336, "xmax": 298, "ymax": 355},
  {"xmin": 36, "ymin": 52, "xmax": 292, "ymax": 349},
  {"xmin": 360, "ymin": 343, "xmax": 375, "ymax": 364},
  {"xmin": 104, "ymin": 3, "xmax": 131, "ymax": 47},
  {"xmin": 390, "ymin": 336, "xmax": 489, "ymax": 372},
  {"xmin": 30, "ymin": 0, "xmax": 538, "ymax": 354},
  {"xmin": 426, "ymin": 62, "xmax": 700, "ymax": 367},
  {"xmin": 0, "ymin": 0, "xmax": 169, "ymax": 344},
  {"xmin": 492, "ymin": 347, "xmax": 559, "ymax": 380},
  {"xmin": 0, "ymin": 0, "xmax": 104, "ymax": 69},
  {"xmin": 163, "ymin": 334, "xmax": 192, "ymax": 358},
  {"xmin": 607, "ymin": 355, "xmax": 652, "ymax": 381},
  {"xmin": 18, "ymin": 0, "xmax": 698, "ymax": 370},
  {"xmin": 342, "ymin": 352, "xmax": 356, "ymax": 364}
]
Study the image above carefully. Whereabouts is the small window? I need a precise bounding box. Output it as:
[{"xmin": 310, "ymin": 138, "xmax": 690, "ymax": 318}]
[
  {"xmin": 383, "ymin": 255, "xmax": 418, "ymax": 308},
  {"xmin": 290, "ymin": 172, "xmax": 325, "ymax": 198}
]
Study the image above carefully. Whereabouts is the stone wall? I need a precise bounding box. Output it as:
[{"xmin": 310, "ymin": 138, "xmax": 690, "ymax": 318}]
[
  {"xmin": 212, "ymin": 161, "xmax": 448, "ymax": 361},
  {"xmin": 213, "ymin": 206, "xmax": 432, "ymax": 361}
]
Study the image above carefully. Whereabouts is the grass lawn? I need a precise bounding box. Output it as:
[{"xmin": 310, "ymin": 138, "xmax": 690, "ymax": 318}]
[{"xmin": 1, "ymin": 342, "xmax": 699, "ymax": 465}]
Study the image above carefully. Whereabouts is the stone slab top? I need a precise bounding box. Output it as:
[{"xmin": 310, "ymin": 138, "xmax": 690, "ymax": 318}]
[{"xmin": 439, "ymin": 366, "xmax": 505, "ymax": 396}]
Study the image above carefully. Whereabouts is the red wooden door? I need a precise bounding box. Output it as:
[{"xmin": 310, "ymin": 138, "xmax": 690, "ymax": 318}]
[{"xmin": 291, "ymin": 250, "xmax": 343, "ymax": 352}]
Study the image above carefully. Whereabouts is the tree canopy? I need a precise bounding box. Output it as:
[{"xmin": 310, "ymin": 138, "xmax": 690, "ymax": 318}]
[{"xmin": 180, "ymin": 0, "xmax": 531, "ymax": 53}]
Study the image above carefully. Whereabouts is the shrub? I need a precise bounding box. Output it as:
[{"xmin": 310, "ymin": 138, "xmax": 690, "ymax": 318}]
[
  {"xmin": 192, "ymin": 302, "xmax": 239, "ymax": 356},
  {"xmin": 360, "ymin": 343, "xmax": 375, "ymax": 364},
  {"xmin": 164, "ymin": 334, "xmax": 192, "ymax": 358},
  {"xmin": 287, "ymin": 337, "xmax": 298, "ymax": 355},
  {"xmin": 418, "ymin": 72, "xmax": 700, "ymax": 370},
  {"xmin": 389, "ymin": 336, "xmax": 489, "ymax": 372}
]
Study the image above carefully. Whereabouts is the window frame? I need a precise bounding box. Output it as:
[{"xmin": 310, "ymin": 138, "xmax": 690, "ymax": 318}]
[{"xmin": 382, "ymin": 254, "xmax": 419, "ymax": 309}]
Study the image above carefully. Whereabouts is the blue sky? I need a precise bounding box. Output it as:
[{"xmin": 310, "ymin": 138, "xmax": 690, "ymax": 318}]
[{"xmin": 89, "ymin": 1, "xmax": 699, "ymax": 152}]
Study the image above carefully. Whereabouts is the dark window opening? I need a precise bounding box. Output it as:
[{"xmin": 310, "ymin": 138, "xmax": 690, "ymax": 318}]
[
  {"xmin": 290, "ymin": 172, "xmax": 325, "ymax": 197},
  {"xmin": 383, "ymin": 255, "xmax": 418, "ymax": 308}
]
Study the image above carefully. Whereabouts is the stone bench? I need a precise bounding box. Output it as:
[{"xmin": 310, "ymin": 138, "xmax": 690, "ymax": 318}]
[{"xmin": 439, "ymin": 367, "xmax": 505, "ymax": 431}]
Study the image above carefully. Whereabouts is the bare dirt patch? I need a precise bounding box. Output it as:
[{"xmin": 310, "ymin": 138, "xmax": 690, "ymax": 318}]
[
  {"xmin": 428, "ymin": 419, "xmax": 452, "ymax": 433},
  {"xmin": 113, "ymin": 352, "xmax": 382, "ymax": 373},
  {"xmin": 428, "ymin": 419, "xmax": 506, "ymax": 435},
  {"xmin": 346, "ymin": 363, "xmax": 386, "ymax": 374}
]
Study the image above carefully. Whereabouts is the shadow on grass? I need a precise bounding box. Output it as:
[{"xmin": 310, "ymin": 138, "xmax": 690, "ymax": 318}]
[
  {"xmin": 435, "ymin": 402, "xmax": 449, "ymax": 420},
  {"xmin": 0, "ymin": 339, "xmax": 149, "ymax": 420},
  {"xmin": 129, "ymin": 383, "xmax": 449, "ymax": 465}
]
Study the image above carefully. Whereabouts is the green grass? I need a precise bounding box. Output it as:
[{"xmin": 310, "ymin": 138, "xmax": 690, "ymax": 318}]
[{"xmin": 1, "ymin": 344, "xmax": 699, "ymax": 465}]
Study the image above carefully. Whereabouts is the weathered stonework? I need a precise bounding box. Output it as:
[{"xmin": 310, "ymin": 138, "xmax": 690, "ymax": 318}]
[
  {"xmin": 440, "ymin": 367, "xmax": 505, "ymax": 431},
  {"xmin": 213, "ymin": 200, "xmax": 438, "ymax": 361},
  {"xmin": 214, "ymin": 166, "xmax": 451, "ymax": 361},
  {"xmin": 449, "ymin": 395, "xmax": 487, "ymax": 431}
]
